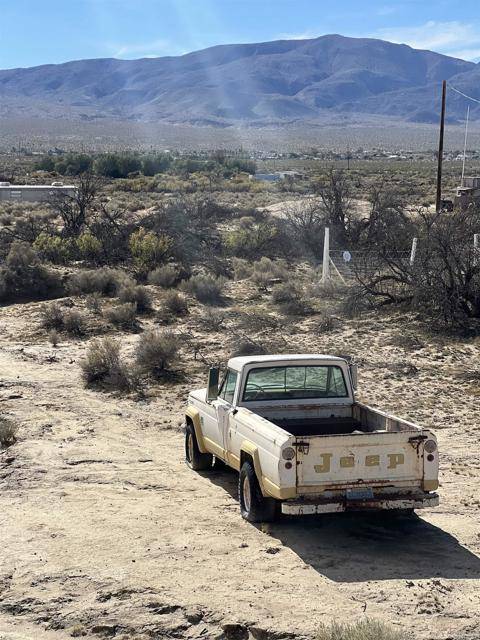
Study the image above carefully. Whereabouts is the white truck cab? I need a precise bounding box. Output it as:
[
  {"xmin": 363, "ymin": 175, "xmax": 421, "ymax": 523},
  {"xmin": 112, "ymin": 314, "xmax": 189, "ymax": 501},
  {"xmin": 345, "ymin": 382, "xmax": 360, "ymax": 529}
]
[{"xmin": 185, "ymin": 354, "xmax": 439, "ymax": 522}]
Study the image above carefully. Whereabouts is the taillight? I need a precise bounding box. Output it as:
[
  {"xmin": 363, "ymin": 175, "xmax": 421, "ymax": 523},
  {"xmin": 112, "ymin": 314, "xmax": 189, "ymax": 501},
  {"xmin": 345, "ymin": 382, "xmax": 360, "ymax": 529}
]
[
  {"xmin": 282, "ymin": 446, "xmax": 295, "ymax": 460},
  {"xmin": 424, "ymin": 440, "xmax": 437, "ymax": 454}
]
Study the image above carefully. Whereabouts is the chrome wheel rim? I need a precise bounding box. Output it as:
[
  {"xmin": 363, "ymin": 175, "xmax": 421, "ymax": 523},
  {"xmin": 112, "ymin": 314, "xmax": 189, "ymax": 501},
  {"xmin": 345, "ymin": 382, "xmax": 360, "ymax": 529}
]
[
  {"xmin": 187, "ymin": 433, "xmax": 194, "ymax": 463},
  {"xmin": 243, "ymin": 475, "xmax": 251, "ymax": 512}
]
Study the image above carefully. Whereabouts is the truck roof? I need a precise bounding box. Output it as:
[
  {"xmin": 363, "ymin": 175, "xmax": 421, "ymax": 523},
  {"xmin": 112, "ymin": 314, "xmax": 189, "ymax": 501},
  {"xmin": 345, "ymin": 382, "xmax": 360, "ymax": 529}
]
[{"xmin": 228, "ymin": 354, "xmax": 346, "ymax": 371}]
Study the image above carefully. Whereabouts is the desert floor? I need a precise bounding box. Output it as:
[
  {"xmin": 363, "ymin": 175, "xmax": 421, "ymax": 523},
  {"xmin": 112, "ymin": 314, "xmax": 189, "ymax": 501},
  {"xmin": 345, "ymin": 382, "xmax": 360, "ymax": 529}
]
[{"xmin": 1, "ymin": 284, "xmax": 480, "ymax": 640}]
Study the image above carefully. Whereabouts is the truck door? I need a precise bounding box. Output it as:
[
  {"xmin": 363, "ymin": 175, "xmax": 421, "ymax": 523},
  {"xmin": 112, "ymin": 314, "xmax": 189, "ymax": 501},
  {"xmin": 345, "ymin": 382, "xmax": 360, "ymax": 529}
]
[{"xmin": 211, "ymin": 369, "xmax": 238, "ymax": 457}]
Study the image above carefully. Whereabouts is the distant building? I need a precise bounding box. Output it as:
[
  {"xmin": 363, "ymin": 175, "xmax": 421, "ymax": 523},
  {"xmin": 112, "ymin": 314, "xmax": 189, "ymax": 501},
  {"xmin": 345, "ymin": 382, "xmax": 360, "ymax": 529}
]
[
  {"xmin": 0, "ymin": 182, "xmax": 77, "ymax": 203},
  {"xmin": 455, "ymin": 176, "xmax": 480, "ymax": 210},
  {"xmin": 251, "ymin": 171, "xmax": 303, "ymax": 182}
]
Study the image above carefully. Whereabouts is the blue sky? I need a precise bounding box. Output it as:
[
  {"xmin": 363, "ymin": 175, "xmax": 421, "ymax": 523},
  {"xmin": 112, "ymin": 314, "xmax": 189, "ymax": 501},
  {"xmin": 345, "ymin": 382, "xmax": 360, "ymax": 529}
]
[{"xmin": 1, "ymin": 0, "xmax": 480, "ymax": 69}]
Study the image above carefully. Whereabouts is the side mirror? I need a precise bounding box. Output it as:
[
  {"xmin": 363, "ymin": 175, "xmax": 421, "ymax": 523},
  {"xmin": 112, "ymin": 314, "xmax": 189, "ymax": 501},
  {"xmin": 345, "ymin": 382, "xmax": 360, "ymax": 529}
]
[
  {"xmin": 349, "ymin": 363, "xmax": 358, "ymax": 391},
  {"xmin": 207, "ymin": 367, "xmax": 219, "ymax": 402}
]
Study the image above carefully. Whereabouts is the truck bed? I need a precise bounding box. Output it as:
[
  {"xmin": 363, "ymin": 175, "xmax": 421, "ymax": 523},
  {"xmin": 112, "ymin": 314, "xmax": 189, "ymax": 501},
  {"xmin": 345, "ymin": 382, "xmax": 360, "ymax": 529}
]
[{"xmin": 269, "ymin": 416, "xmax": 366, "ymax": 436}]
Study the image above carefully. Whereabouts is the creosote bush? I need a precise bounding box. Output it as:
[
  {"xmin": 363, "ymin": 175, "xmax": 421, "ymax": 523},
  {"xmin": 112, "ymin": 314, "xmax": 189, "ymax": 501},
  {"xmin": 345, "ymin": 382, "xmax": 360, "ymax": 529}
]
[
  {"xmin": 148, "ymin": 265, "xmax": 179, "ymax": 288},
  {"xmin": 317, "ymin": 619, "xmax": 405, "ymax": 640},
  {"xmin": 181, "ymin": 274, "xmax": 226, "ymax": 305},
  {"xmin": 135, "ymin": 330, "xmax": 180, "ymax": 376},
  {"xmin": 80, "ymin": 337, "xmax": 133, "ymax": 391},
  {"xmin": 0, "ymin": 417, "xmax": 17, "ymax": 447}
]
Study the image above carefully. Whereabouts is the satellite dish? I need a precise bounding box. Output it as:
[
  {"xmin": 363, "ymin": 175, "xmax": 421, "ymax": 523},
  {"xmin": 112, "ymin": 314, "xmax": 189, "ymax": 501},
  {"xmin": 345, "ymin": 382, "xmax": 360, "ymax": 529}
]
[{"xmin": 342, "ymin": 250, "xmax": 352, "ymax": 263}]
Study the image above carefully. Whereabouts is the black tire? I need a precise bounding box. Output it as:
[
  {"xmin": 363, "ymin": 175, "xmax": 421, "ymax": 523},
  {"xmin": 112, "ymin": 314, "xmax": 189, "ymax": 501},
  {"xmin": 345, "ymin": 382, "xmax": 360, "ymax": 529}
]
[
  {"xmin": 239, "ymin": 461, "xmax": 276, "ymax": 523},
  {"xmin": 185, "ymin": 423, "xmax": 213, "ymax": 471}
]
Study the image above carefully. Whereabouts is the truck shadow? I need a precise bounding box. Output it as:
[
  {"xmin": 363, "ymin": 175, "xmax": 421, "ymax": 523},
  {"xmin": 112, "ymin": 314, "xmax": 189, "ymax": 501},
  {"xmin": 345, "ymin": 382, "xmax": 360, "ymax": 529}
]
[{"xmin": 208, "ymin": 468, "xmax": 480, "ymax": 583}]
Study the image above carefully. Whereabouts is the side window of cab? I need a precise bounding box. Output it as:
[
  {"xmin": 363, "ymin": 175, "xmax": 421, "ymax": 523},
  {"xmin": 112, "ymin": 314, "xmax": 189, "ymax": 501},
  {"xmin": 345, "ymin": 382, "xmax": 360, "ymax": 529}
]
[{"xmin": 218, "ymin": 369, "xmax": 238, "ymax": 404}]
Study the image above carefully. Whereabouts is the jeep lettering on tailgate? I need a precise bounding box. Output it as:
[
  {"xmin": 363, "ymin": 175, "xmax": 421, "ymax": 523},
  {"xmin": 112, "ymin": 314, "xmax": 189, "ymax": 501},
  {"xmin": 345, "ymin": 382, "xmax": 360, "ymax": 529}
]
[{"xmin": 314, "ymin": 452, "xmax": 405, "ymax": 473}]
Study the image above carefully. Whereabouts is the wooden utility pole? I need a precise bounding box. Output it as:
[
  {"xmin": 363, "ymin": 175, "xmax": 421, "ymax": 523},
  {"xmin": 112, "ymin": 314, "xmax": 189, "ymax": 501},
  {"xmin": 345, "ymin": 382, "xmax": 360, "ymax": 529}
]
[{"xmin": 435, "ymin": 80, "xmax": 447, "ymax": 213}]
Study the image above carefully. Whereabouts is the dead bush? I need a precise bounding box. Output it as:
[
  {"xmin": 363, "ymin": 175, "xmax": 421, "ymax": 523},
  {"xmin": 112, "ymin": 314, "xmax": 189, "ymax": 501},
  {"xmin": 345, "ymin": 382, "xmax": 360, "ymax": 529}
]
[
  {"xmin": 317, "ymin": 619, "xmax": 405, "ymax": 640},
  {"xmin": 148, "ymin": 265, "xmax": 180, "ymax": 288},
  {"xmin": 135, "ymin": 330, "xmax": 180, "ymax": 376},
  {"xmin": 80, "ymin": 337, "xmax": 133, "ymax": 390},
  {"xmin": 104, "ymin": 302, "xmax": 137, "ymax": 329},
  {"xmin": 0, "ymin": 417, "xmax": 17, "ymax": 447},
  {"xmin": 117, "ymin": 283, "xmax": 151, "ymax": 313},
  {"xmin": 181, "ymin": 274, "xmax": 226, "ymax": 305},
  {"xmin": 230, "ymin": 337, "xmax": 267, "ymax": 358}
]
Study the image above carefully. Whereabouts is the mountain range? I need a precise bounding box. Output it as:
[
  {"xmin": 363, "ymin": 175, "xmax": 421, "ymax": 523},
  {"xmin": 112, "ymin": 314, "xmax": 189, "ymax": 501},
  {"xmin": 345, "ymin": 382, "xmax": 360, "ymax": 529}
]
[{"xmin": 0, "ymin": 34, "xmax": 479, "ymax": 126}]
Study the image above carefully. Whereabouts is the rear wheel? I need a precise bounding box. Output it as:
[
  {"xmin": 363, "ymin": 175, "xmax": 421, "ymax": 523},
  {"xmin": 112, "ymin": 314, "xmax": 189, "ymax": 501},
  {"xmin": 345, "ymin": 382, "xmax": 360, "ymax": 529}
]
[
  {"xmin": 239, "ymin": 461, "xmax": 276, "ymax": 523},
  {"xmin": 185, "ymin": 423, "xmax": 213, "ymax": 471}
]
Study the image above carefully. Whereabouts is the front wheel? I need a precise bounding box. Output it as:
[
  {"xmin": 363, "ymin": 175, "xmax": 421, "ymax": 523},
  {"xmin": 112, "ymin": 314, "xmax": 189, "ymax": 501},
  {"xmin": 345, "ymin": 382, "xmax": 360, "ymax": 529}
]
[
  {"xmin": 185, "ymin": 423, "xmax": 213, "ymax": 471},
  {"xmin": 239, "ymin": 461, "xmax": 276, "ymax": 523}
]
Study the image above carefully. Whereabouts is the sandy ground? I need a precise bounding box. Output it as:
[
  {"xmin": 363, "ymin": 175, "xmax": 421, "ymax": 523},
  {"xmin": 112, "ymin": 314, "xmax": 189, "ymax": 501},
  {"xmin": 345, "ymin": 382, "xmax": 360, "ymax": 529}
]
[{"xmin": 1, "ymin": 286, "xmax": 480, "ymax": 640}]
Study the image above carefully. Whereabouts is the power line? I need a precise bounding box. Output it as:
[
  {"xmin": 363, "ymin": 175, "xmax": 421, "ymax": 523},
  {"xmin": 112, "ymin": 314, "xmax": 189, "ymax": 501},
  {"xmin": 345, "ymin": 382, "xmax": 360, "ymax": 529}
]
[{"xmin": 449, "ymin": 84, "xmax": 480, "ymax": 106}]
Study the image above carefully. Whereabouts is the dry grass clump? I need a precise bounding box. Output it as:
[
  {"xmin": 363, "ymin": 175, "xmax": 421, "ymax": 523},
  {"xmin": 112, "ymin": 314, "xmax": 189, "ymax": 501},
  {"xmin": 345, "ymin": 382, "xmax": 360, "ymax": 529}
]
[
  {"xmin": 80, "ymin": 337, "xmax": 134, "ymax": 391},
  {"xmin": 181, "ymin": 274, "xmax": 226, "ymax": 305},
  {"xmin": 135, "ymin": 330, "xmax": 180, "ymax": 376},
  {"xmin": 0, "ymin": 417, "xmax": 17, "ymax": 447},
  {"xmin": 317, "ymin": 619, "xmax": 405, "ymax": 640},
  {"xmin": 117, "ymin": 283, "xmax": 151, "ymax": 313},
  {"xmin": 104, "ymin": 302, "xmax": 137, "ymax": 329},
  {"xmin": 148, "ymin": 265, "xmax": 179, "ymax": 288}
]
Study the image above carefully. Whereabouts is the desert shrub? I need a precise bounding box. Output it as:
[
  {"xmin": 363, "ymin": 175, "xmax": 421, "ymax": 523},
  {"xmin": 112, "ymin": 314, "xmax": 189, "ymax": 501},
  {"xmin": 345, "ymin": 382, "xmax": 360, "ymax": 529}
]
[
  {"xmin": 135, "ymin": 330, "xmax": 180, "ymax": 376},
  {"xmin": 317, "ymin": 619, "xmax": 405, "ymax": 640},
  {"xmin": 315, "ymin": 312, "xmax": 340, "ymax": 333},
  {"xmin": 33, "ymin": 232, "xmax": 73, "ymax": 264},
  {"xmin": 129, "ymin": 228, "xmax": 172, "ymax": 275},
  {"xmin": 232, "ymin": 257, "xmax": 252, "ymax": 280},
  {"xmin": 48, "ymin": 329, "xmax": 59, "ymax": 347},
  {"xmin": 272, "ymin": 282, "xmax": 313, "ymax": 316},
  {"xmin": 230, "ymin": 338, "xmax": 267, "ymax": 358},
  {"xmin": 339, "ymin": 285, "xmax": 373, "ymax": 319},
  {"xmin": 0, "ymin": 417, "xmax": 17, "ymax": 447},
  {"xmin": 271, "ymin": 281, "xmax": 302, "ymax": 305},
  {"xmin": 85, "ymin": 292, "xmax": 102, "ymax": 314},
  {"xmin": 181, "ymin": 274, "xmax": 225, "ymax": 305},
  {"xmin": 117, "ymin": 283, "xmax": 152, "ymax": 313},
  {"xmin": 157, "ymin": 291, "xmax": 188, "ymax": 324},
  {"xmin": 76, "ymin": 232, "xmax": 102, "ymax": 262},
  {"xmin": 251, "ymin": 257, "xmax": 288, "ymax": 291},
  {"xmin": 198, "ymin": 307, "xmax": 228, "ymax": 331},
  {"xmin": 62, "ymin": 309, "xmax": 86, "ymax": 336},
  {"xmin": 104, "ymin": 302, "xmax": 137, "ymax": 329},
  {"xmin": 148, "ymin": 265, "xmax": 179, "ymax": 288},
  {"xmin": 80, "ymin": 337, "xmax": 133, "ymax": 390},
  {"xmin": 224, "ymin": 217, "xmax": 280, "ymax": 259},
  {"xmin": 69, "ymin": 267, "xmax": 129, "ymax": 296},
  {"xmin": 0, "ymin": 242, "xmax": 64, "ymax": 303},
  {"xmin": 40, "ymin": 302, "xmax": 64, "ymax": 330}
]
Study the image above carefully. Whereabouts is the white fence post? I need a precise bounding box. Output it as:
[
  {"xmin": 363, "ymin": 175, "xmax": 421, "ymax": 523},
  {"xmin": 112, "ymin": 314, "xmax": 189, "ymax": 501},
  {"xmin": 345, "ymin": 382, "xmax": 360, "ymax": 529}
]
[
  {"xmin": 322, "ymin": 227, "xmax": 330, "ymax": 283},
  {"xmin": 474, "ymin": 234, "xmax": 479, "ymax": 266},
  {"xmin": 409, "ymin": 237, "xmax": 418, "ymax": 266}
]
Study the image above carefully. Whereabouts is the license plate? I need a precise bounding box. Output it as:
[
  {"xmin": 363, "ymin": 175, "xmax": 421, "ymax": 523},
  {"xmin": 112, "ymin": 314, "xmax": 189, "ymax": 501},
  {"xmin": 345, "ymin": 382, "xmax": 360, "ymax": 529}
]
[{"xmin": 346, "ymin": 487, "xmax": 374, "ymax": 500}]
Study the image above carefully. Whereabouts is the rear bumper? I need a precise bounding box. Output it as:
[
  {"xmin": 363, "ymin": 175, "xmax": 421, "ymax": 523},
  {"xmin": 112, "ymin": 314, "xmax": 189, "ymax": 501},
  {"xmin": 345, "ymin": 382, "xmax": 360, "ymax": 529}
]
[{"xmin": 281, "ymin": 492, "xmax": 439, "ymax": 515}]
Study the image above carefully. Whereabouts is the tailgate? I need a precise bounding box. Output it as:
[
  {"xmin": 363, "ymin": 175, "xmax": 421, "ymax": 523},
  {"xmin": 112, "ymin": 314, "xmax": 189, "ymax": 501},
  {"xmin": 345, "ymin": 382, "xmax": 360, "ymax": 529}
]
[{"xmin": 296, "ymin": 431, "xmax": 426, "ymax": 489}]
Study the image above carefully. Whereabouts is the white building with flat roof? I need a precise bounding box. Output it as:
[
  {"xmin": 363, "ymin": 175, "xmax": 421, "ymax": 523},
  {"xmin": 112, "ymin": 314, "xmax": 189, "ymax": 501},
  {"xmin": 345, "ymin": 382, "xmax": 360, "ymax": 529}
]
[{"xmin": 0, "ymin": 182, "xmax": 77, "ymax": 203}]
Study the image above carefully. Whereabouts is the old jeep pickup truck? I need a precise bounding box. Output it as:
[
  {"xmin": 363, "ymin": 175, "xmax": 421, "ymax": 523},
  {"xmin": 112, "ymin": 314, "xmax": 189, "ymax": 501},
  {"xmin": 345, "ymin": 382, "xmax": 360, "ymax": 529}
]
[{"xmin": 184, "ymin": 354, "xmax": 439, "ymax": 522}]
